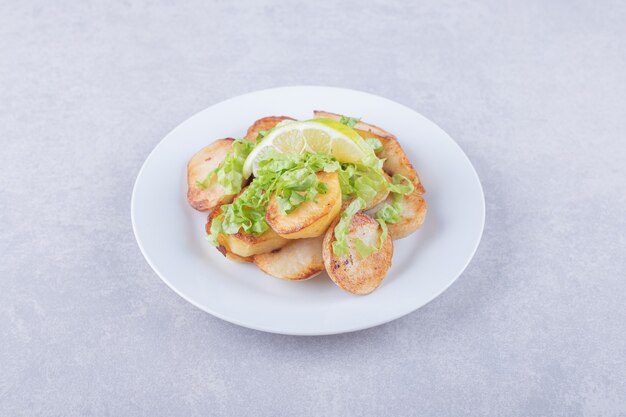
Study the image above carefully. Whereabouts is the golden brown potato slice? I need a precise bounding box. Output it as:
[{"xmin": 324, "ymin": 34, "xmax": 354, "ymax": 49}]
[
  {"xmin": 187, "ymin": 138, "xmax": 239, "ymax": 212},
  {"xmin": 254, "ymin": 236, "xmax": 325, "ymax": 280},
  {"xmin": 205, "ymin": 213, "xmax": 253, "ymax": 263},
  {"xmin": 223, "ymin": 228, "xmax": 288, "ymax": 258},
  {"xmin": 368, "ymin": 189, "xmax": 427, "ymax": 240},
  {"xmin": 266, "ymin": 171, "xmax": 342, "ymax": 239},
  {"xmin": 322, "ymin": 212, "xmax": 393, "ymax": 295},
  {"xmin": 207, "ymin": 206, "xmax": 288, "ymax": 258},
  {"xmin": 378, "ymin": 136, "xmax": 425, "ymax": 194},
  {"xmin": 388, "ymin": 191, "xmax": 427, "ymax": 239},
  {"xmin": 243, "ymin": 116, "xmax": 296, "ymax": 142}
]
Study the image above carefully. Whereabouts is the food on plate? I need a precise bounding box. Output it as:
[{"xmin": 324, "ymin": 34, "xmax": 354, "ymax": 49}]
[
  {"xmin": 346, "ymin": 171, "xmax": 391, "ymax": 210},
  {"xmin": 205, "ymin": 211, "xmax": 253, "ymax": 263},
  {"xmin": 254, "ymin": 236, "xmax": 325, "ymax": 280},
  {"xmin": 187, "ymin": 111, "xmax": 427, "ymax": 295},
  {"xmin": 322, "ymin": 210, "xmax": 393, "ymax": 295},
  {"xmin": 244, "ymin": 116, "xmax": 295, "ymax": 142},
  {"xmin": 207, "ymin": 205, "xmax": 288, "ymax": 258},
  {"xmin": 313, "ymin": 110, "xmax": 425, "ymax": 193},
  {"xmin": 368, "ymin": 189, "xmax": 427, "ymax": 240},
  {"xmin": 313, "ymin": 110, "xmax": 396, "ymax": 140},
  {"xmin": 266, "ymin": 171, "xmax": 342, "ymax": 239},
  {"xmin": 314, "ymin": 111, "xmax": 427, "ymax": 238},
  {"xmin": 187, "ymin": 138, "xmax": 240, "ymax": 211}
]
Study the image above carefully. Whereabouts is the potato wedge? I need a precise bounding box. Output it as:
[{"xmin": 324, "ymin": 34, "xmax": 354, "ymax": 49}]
[
  {"xmin": 254, "ymin": 236, "xmax": 325, "ymax": 280},
  {"xmin": 187, "ymin": 138, "xmax": 239, "ymax": 212},
  {"xmin": 207, "ymin": 206, "xmax": 288, "ymax": 258},
  {"xmin": 243, "ymin": 116, "xmax": 295, "ymax": 142},
  {"xmin": 266, "ymin": 171, "xmax": 342, "ymax": 239},
  {"xmin": 322, "ymin": 212, "xmax": 393, "ymax": 295},
  {"xmin": 368, "ymin": 189, "xmax": 427, "ymax": 240}
]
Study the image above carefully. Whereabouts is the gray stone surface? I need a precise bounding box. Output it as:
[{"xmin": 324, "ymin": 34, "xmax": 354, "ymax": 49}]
[{"xmin": 1, "ymin": 1, "xmax": 625, "ymax": 416}]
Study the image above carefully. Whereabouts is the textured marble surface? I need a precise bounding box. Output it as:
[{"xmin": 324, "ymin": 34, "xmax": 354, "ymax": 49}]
[{"xmin": 1, "ymin": 1, "xmax": 625, "ymax": 416}]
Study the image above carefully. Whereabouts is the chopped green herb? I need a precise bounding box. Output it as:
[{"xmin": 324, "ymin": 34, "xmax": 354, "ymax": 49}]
[
  {"xmin": 256, "ymin": 129, "xmax": 271, "ymax": 143},
  {"xmin": 339, "ymin": 116, "xmax": 360, "ymax": 128},
  {"xmin": 331, "ymin": 198, "xmax": 365, "ymax": 256},
  {"xmin": 195, "ymin": 139, "xmax": 254, "ymax": 194},
  {"xmin": 205, "ymin": 132, "xmax": 415, "ymax": 256},
  {"xmin": 366, "ymin": 138, "xmax": 383, "ymax": 152}
]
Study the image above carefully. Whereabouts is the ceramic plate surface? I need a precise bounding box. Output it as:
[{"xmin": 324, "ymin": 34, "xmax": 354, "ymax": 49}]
[{"xmin": 131, "ymin": 86, "xmax": 485, "ymax": 335}]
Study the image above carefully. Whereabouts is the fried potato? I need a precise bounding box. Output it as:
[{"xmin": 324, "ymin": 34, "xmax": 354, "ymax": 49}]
[
  {"xmin": 254, "ymin": 236, "xmax": 325, "ymax": 280},
  {"xmin": 368, "ymin": 189, "xmax": 427, "ymax": 240},
  {"xmin": 243, "ymin": 116, "xmax": 295, "ymax": 142},
  {"xmin": 207, "ymin": 206, "xmax": 288, "ymax": 258},
  {"xmin": 187, "ymin": 138, "xmax": 239, "ymax": 212},
  {"xmin": 266, "ymin": 171, "xmax": 342, "ymax": 239},
  {"xmin": 205, "ymin": 213, "xmax": 253, "ymax": 262},
  {"xmin": 378, "ymin": 136, "xmax": 425, "ymax": 194},
  {"xmin": 322, "ymin": 212, "xmax": 393, "ymax": 295}
]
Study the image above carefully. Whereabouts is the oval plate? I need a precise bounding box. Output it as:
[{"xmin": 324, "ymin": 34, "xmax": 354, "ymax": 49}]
[{"xmin": 131, "ymin": 86, "xmax": 485, "ymax": 335}]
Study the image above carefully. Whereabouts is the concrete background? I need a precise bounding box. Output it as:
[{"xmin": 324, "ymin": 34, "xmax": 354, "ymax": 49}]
[{"xmin": 1, "ymin": 1, "xmax": 625, "ymax": 416}]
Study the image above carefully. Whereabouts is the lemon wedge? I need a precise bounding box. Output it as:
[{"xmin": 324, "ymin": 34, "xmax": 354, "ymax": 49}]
[{"xmin": 243, "ymin": 119, "xmax": 373, "ymax": 178}]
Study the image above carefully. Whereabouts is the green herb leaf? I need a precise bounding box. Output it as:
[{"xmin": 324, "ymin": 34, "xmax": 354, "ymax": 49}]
[
  {"xmin": 339, "ymin": 116, "xmax": 360, "ymax": 128},
  {"xmin": 206, "ymin": 214, "xmax": 224, "ymax": 246},
  {"xmin": 354, "ymin": 238, "xmax": 377, "ymax": 258},
  {"xmin": 376, "ymin": 217, "xmax": 389, "ymax": 248},
  {"xmin": 289, "ymin": 191, "xmax": 306, "ymax": 205},
  {"xmin": 374, "ymin": 201, "xmax": 402, "ymax": 224},
  {"xmin": 316, "ymin": 182, "xmax": 329, "ymax": 193},
  {"xmin": 256, "ymin": 129, "xmax": 271, "ymax": 143},
  {"xmin": 387, "ymin": 174, "xmax": 414, "ymax": 195},
  {"xmin": 365, "ymin": 138, "xmax": 383, "ymax": 152},
  {"xmin": 331, "ymin": 198, "xmax": 365, "ymax": 257},
  {"xmin": 196, "ymin": 139, "xmax": 254, "ymax": 194}
]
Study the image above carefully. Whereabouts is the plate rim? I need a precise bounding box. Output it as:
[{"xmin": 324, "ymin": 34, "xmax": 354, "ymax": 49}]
[{"xmin": 131, "ymin": 85, "xmax": 486, "ymax": 336}]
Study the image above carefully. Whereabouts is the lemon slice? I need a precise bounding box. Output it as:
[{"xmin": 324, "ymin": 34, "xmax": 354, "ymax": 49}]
[{"xmin": 243, "ymin": 119, "xmax": 373, "ymax": 178}]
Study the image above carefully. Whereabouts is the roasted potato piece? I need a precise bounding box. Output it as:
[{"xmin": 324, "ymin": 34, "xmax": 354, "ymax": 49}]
[
  {"xmin": 205, "ymin": 213, "xmax": 253, "ymax": 262},
  {"xmin": 223, "ymin": 229, "xmax": 287, "ymax": 258},
  {"xmin": 207, "ymin": 206, "xmax": 288, "ymax": 258},
  {"xmin": 243, "ymin": 116, "xmax": 295, "ymax": 142},
  {"xmin": 322, "ymin": 212, "xmax": 393, "ymax": 295},
  {"xmin": 266, "ymin": 171, "xmax": 342, "ymax": 239},
  {"xmin": 378, "ymin": 136, "xmax": 425, "ymax": 193},
  {"xmin": 187, "ymin": 138, "xmax": 239, "ymax": 212},
  {"xmin": 388, "ymin": 191, "xmax": 427, "ymax": 239},
  {"xmin": 254, "ymin": 236, "xmax": 325, "ymax": 280},
  {"xmin": 368, "ymin": 189, "xmax": 427, "ymax": 240}
]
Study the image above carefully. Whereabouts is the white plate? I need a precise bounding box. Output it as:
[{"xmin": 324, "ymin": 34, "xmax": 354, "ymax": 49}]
[{"xmin": 131, "ymin": 86, "xmax": 485, "ymax": 335}]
